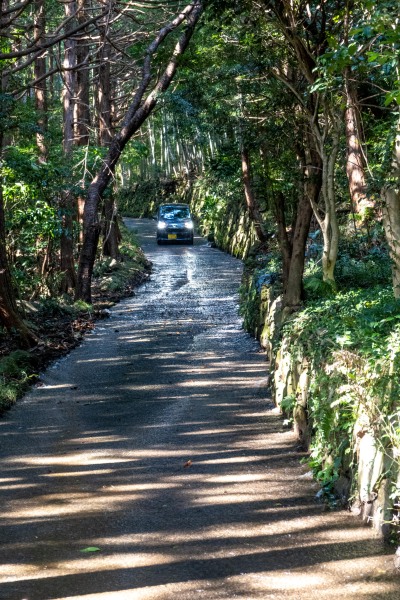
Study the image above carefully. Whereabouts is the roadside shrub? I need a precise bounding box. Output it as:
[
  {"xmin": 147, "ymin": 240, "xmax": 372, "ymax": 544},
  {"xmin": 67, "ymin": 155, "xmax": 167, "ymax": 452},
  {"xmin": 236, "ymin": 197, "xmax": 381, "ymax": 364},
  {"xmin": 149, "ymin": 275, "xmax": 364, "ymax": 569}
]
[
  {"xmin": 93, "ymin": 224, "xmax": 150, "ymax": 294},
  {"xmin": 281, "ymin": 286, "xmax": 400, "ymax": 499},
  {"xmin": 0, "ymin": 350, "xmax": 37, "ymax": 411},
  {"xmin": 0, "ymin": 350, "xmax": 34, "ymax": 378}
]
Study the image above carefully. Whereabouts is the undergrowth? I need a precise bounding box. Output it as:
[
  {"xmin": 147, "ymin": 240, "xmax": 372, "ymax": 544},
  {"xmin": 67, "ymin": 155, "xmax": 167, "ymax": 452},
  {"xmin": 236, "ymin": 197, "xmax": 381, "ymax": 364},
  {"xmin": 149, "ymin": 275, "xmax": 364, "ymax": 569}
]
[
  {"xmin": 282, "ymin": 287, "xmax": 400, "ymax": 500},
  {"xmin": 93, "ymin": 224, "xmax": 151, "ymax": 295},
  {"xmin": 240, "ymin": 232, "xmax": 400, "ymax": 534},
  {"xmin": 0, "ymin": 350, "xmax": 37, "ymax": 410}
]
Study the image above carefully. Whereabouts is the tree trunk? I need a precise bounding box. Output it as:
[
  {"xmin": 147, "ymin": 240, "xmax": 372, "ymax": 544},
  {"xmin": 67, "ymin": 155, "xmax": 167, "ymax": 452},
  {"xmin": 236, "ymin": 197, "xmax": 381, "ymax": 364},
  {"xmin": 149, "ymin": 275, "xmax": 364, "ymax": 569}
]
[
  {"xmin": 96, "ymin": 36, "xmax": 112, "ymax": 147},
  {"xmin": 241, "ymin": 146, "xmax": 269, "ymax": 244},
  {"xmin": 283, "ymin": 144, "xmax": 321, "ymax": 309},
  {"xmin": 273, "ymin": 191, "xmax": 292, "ymax": 286},
  {"xmin": 74, "ymin": 0, "xmax": 90, "ymax": 245},
  {"xmin": 34, "ymin": 0, "xmax": 47, "ymax": 163},
  {"xmin": 60, "ymin": 0, "xmax": 77, "ymax": 294},
  {"xmin": 76, "ymin": 1, "xmax": 203, "ymax": 302},
  {"xmin": 344, "ymin": 69, "xmax": 371, "ymax": 216},
  {"xmin": 382, "ymin": 114, "xmax": 400, "ymax": 298},
  {"xmin": 309, "ymin": 109, "xmax": 341, "ymax": 288},
  {"xmin": 103, "ymin": 199, "xmax": 121, "ymax": 259},
  {"xmin": 96, "ymin": 36, "xmax": 119, "ymax": 259},
  {"xmin": 59, "ymin": 191, "xmax": 77, "ymax": 294},
  {"xmin": 320, "ymin": 141, "xmax": 340, "ymax": 286},
  {"xmin": 74, "ymin": 0, "xmax": 90, "ymax": 146}
]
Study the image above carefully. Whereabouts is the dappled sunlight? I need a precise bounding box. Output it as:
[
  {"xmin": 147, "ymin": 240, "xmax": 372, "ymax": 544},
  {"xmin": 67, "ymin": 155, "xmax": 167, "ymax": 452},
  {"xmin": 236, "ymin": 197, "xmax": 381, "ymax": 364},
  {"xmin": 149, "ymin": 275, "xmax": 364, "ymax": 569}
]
[
  {"xmin": 179, "ymin": 427, "xmax": 237, "ymax": 436},
  {"xmin": 0, "ymin": 482, "xmax": 39, "ymax": 491},
  {"xmin": 203, "ymin": 474, "xmax": 266, "ymax": 484},
  {"xmin": 2, "ymin": 491, "xmax": 144, "ymax": 519},
  {"xmin": 1, "ymin": 552, "xmax": 177, "ymax": 583},
  {"xmin": 0, "ymin": 221, "xmax": 396, "ymax": 600},
  {"xmin": 67, "ymin": 435, "xmax": 130, "ymax": 445},
  {"xmin": 10, "ymin": 454, "xmax": 137, "ymax": 466},
  {"xmin": 43, "ymin": 469, "xmax": 114, "ymax": 478},
  {"xmin": 196, "ymin": 455, "xmax": 260, "ymax": 465}
]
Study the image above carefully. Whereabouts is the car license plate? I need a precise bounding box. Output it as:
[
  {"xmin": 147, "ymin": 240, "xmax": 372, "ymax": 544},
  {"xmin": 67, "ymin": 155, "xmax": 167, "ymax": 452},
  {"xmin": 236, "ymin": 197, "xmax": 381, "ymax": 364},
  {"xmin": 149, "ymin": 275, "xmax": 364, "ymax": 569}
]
[{"xmin": 168, "ymin": 234, "xmax": 177, "ymax": 240}]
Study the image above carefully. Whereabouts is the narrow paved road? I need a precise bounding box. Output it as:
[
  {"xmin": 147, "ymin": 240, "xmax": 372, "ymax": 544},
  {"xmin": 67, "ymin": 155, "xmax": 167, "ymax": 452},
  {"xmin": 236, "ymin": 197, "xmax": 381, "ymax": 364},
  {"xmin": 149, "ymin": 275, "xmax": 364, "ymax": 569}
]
[{"xmin": 0, "ymin": 220, "xmax": 398, "ymax": 600}]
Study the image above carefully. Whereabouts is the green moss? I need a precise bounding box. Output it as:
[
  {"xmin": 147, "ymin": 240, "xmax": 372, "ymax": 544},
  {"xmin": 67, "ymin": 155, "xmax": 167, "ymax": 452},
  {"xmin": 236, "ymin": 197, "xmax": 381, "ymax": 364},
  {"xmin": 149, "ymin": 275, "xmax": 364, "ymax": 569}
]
[
  {"xmin": 93, "ymin": 224, "xmax": 151, "ymax": 295},
  {"xmin": 0, "ymin": 350, "xmax": 37, "ymax": 412},
  {"xmin": 282, "ymin": 286, "xmax": 400, "ymax": 497}
]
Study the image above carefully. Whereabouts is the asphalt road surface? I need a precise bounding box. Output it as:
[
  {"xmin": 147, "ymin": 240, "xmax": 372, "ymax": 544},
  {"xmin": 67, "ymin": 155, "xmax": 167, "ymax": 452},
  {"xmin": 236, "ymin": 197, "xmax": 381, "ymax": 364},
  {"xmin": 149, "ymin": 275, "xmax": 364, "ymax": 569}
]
[{"xmin": 0, "ymin": 219, "xmax": 398, "ymax": 600}]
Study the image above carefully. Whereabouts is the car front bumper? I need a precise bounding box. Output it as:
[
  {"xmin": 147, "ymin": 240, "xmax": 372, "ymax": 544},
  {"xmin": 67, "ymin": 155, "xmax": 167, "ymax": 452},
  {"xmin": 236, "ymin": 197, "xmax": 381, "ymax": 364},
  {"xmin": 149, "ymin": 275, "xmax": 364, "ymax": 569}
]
[{"xmin": 157, "ymin": 228, "xmax": 193, "ymax": 242}]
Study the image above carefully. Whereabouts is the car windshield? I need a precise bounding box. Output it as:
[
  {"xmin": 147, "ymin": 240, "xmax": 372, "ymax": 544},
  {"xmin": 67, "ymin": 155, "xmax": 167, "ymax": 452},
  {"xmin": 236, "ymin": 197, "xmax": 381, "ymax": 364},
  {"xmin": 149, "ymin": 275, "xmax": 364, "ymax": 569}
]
[{"xmin": 159, "ymin": 206, "xmax": 190, "ymax": 220}]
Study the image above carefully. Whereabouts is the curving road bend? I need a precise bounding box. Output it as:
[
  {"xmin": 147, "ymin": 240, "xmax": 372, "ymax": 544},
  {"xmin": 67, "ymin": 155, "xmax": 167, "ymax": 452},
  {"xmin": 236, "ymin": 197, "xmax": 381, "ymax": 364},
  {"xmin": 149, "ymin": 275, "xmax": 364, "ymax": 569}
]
[{"xmin": 0, "ymin": 219, "xmax": 398, "ymax": 600}]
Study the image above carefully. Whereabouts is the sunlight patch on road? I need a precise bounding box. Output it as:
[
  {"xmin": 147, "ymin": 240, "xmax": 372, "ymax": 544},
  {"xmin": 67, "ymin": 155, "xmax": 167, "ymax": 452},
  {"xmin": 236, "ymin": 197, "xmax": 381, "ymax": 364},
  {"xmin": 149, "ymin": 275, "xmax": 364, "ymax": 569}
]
[
  {"xmin": 67, "ymin": 435, "xmax": 130, "ymax": 444},
  {"xmin": 42, "ymin": 469, "xmax": 114, "ymax": 478},
  {"xmin": 101, "ymin": 482, "xmax": 181, "ymax": 492},
  {"xmin": 204, "ymin": 474, "xmax": 267, "ymax": 483},
  {"xmin": 0, "ymin": 552, "xmax": 174, "ymax": 583},
  {"xmin": 76, "ymin": 357, "xmax": 128, "ymax": 364},
  {"xmin": 179, "ymin": 427, "xmax": 237, "ymax": 436},
  {"xmin": 2, "ymin": 491, "xmax": 143, "ymax": 519},
  {"xmin": 229, "ymin": 571, "xmax": 326, "ymax": 592},
  {"xmin": 10, "ymin": 453, "xmax": 137, "ymax": 466},
  {"xmin": 199, "ymin": 456, "xmax": 261, "ymax": 465},
  {"xmin": 0, "ymin": 483, "xmax": 39, "ymax": 490}
]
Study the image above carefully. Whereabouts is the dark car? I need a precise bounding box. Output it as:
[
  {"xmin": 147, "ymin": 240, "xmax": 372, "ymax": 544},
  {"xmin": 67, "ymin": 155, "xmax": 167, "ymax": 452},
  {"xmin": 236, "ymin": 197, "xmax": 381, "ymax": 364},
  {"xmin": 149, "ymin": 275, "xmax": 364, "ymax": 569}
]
[{"xmin": 156, "ymin": 203, "xmax": 194, "ymax": 245}]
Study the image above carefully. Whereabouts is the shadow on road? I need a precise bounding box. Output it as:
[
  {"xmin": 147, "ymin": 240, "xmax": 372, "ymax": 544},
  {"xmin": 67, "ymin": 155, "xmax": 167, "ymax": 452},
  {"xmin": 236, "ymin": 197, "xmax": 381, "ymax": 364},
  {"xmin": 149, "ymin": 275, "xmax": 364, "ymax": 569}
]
[{"xmin": 0, "ymin": 220, "xmax": 397, "ymax": 599}]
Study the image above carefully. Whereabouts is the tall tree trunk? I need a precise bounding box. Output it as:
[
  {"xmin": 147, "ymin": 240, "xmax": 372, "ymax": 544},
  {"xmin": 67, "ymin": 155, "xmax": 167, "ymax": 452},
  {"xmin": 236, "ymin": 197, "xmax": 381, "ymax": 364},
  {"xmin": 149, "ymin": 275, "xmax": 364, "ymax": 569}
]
[
  {"xmin": 74, "ymin": 0, "xmax": 90, "ymax": 246},
  {"xmin": 60, "ymin": 0, "xmax": 77, "ymax": 294},
  {"xmin": 34, "ymin": 0, "xmax": 47, "ymax": 163},
  {"xmin": 76, "ymin": 1, "xmax": 203, "ymax": 302},
  {"xmin": 96, "ymin": 36, "xmax": 119, "ymax": 259},
  {"xmin": 273, "ymin": 191, "xmax": 292, "ymax": 286},
  {"xmin": 241, "ymin": 145, "xmax": 269, "ymax": 244},
  {"xmin": 103, "ymin": 199, "xmax": 121, "ymax": 259},
  {"xmin": 344, "ymin": 69, "xmax": 371, "ymax": 216},
  {"xmin": 309, "ymin": 108, "xmax": 341, "ymax": 287},
  {"xmin": 74, "ymin": 0, "xmax": 90, "ymax": 147},
  {"xmin": 96, "ymin": 36, "xmax": 112, "ymax": 147},
  {"xmin": 283, "ymin": 142, "xmax": 322, "ymax": 310},
  {"xmin": 382, "ymin": 114, "xmax": 400, "ymax": 298}
]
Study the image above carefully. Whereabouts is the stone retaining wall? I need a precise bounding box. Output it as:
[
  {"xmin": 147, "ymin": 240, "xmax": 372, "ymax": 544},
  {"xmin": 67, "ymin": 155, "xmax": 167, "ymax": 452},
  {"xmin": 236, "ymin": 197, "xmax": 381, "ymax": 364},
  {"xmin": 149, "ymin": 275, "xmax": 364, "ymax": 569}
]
[{"xmin": 257, "ymin": 284, "xmax": 398, "ymax": 538}]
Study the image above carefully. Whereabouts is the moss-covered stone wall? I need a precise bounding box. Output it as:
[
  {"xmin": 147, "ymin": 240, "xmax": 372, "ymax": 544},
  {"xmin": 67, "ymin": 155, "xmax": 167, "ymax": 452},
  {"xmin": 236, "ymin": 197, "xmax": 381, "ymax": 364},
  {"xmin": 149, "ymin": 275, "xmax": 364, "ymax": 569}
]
[{"xmin": 241, "ymin": 270, "xmax": 400, "ymax": 539}]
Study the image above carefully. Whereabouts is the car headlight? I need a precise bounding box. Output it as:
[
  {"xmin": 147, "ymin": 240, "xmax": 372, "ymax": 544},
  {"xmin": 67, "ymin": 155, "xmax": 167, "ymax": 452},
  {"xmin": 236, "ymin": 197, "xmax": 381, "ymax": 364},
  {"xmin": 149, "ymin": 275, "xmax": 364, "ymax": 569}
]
[
  {"xmin": 184, "ymin": 221, "xmax": 194, "ymax": 229},
  {"xmin": 157, "ymin": 221, "xmax": 167, "ymax": 229}
]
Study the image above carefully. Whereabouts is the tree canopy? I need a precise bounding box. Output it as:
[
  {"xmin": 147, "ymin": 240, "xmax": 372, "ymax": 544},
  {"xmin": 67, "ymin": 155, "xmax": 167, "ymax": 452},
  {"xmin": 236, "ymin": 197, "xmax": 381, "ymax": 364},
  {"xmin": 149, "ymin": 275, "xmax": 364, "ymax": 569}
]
[{"xmin": 0, "ymin": 0, "xmax": 399, "ymax": 328}]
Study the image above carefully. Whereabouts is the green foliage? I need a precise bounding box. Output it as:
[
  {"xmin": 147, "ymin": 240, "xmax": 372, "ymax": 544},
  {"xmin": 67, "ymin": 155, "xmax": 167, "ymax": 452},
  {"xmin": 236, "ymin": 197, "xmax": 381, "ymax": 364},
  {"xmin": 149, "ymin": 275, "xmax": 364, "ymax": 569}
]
[
  {"xmin": 239, "ymin": 270, "xmax": 262, "ymax": 336},
  {"xmin": 0, "ymin": 350, "xmax": 37, "ymax": 411},
  {"xmin": 280, "ymin": 394, "xmax": 296, "ymax": 418},
  {"xmin": 239, "ymin": 254, "xmax": 281, "ymax": 335},
  {"xmin": 0, "ymin": 350, "xmax": 34, "ymax": 378},
  {"xmin": 304, "ymin": 231, "xmax": 392, "ymax": 299},
  {"xmin": 37, "ymin": 297, "xmax": 75, "ymax": 319},
  {"xmin": 118, "ymin": 177, "xmax": 185, "ymax": 218},
  {"xmin": 282, "ymin": 286, "xmax": 400, "ymax": 493},
  {"xmin": 93, "ymin": 224, "xmax": 150, "ymax": 294}
]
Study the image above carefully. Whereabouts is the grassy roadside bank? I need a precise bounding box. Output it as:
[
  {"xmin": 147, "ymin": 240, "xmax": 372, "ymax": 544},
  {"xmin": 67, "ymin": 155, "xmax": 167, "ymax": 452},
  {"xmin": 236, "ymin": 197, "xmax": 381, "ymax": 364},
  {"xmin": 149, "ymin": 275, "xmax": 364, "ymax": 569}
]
[{"xmin": 240, "ymin": 254, "xmax": 400, "ymax": 540}]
